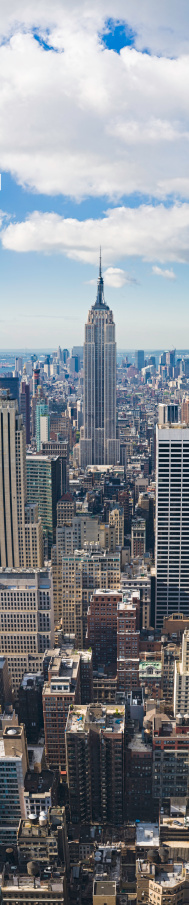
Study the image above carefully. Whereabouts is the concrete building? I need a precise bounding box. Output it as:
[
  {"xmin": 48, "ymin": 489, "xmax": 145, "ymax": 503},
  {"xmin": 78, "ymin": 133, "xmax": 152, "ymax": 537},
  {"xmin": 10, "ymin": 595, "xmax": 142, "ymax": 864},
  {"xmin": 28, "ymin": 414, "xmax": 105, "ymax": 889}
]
[
  {"xmin": 52, "ymin": 546, "xmax": 120, "ymax": 647},
  {"xmin": 0, "ymin": 657, "xmax": 12, "ymax": 713},
  {"xmin": 0, "ymin": 568, "xmax": 54, "ymax": 694},
  {"xmin": 0, "ymin": 723, "xmax": 28, "ymax": 845},
  {"xmin": 0, "ymin": 398, "xmax": 43, "ymax": 570},
  {"xmin": 117, "ymin": 592, "xmax": 140, "ymax": 694},
  {"xmin": 131, "ymin": 518, "xmax": 146, "ymax": 558},
  {"xmin": 87, "ymin": 589, "xmax": 122, "ymax": 671},
  {"xmin": 109, "ymin": 504, "xmax": 124, "ymax": 547},
  {"xmin": 20, "ymin": 377, "xmax": 30, "ymax": 445},
  {"xmin": 43, "ymin": 652, "xmax": 81, "ymax": 771},
  {"xmin": 26, "ymin": 454, "xmax": 61, "ymax": 557},
  {"xmin": 174, "ymin": 630, "xmax": 189, "ymax": 716},
  {"xmin": 137, "ymin": 860, "xmax": 189, "ymax": 905},
  {"xmin": 155, "ymin": 414, "xmax": 189, "ymax": 629},
  {"xmin": 66, "ymin": 703, "xmax": 125, "ymax": 825},
  {"xmin": 18, "ymin": 672, "xmax": 44, "ymax": 743},
  {"xmin": 126, "ymin": 733, "xmax": 152, "ymax": 820},
  {"xmin": 57, "ymin": 492, "xmax": 76, "ymax": 526},
  {"xmin": 80, "ymin": 254, "xmax": 120, "ymax": 467},
  {"xmin": 41, "ymin": 439, "xmax": 69, "ymax": 496}
]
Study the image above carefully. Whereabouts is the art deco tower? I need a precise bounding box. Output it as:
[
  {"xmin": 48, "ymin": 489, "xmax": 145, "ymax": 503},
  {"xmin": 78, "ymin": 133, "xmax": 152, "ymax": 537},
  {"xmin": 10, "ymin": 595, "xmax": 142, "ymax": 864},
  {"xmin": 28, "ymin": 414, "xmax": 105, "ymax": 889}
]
[{"xmin": 79, "ymin": 254, "xmax": 120, "ymax": 467}]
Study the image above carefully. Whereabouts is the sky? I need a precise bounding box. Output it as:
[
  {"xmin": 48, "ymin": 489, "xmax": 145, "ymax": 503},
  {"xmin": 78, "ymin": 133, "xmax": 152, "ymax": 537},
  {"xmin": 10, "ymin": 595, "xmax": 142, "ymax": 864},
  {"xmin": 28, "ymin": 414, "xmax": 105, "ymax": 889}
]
[{"xmin": 1, "ymin": 1, "xmax": 189, "ymax": 349}]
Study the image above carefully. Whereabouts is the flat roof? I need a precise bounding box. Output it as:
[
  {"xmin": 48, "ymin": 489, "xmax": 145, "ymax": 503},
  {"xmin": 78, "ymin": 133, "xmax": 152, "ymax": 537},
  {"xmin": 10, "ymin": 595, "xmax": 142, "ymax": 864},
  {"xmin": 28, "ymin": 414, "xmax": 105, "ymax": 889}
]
[{"xmin": 136, "ymin": 823, "xmax": 159, "ymax": 848}]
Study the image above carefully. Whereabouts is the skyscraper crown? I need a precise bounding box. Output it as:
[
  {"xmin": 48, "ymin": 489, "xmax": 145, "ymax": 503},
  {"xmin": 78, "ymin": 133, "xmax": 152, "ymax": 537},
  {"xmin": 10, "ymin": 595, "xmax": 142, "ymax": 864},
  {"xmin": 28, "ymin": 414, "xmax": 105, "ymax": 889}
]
[{"xmin": 93, "ymin": 249, "xmax": 109, "ymax": 309}]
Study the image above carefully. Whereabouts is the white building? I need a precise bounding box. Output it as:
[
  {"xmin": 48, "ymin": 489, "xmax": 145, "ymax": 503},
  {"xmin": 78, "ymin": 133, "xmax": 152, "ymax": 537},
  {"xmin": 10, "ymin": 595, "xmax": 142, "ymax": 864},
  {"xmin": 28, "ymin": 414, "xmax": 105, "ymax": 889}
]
[
  {"xmin": 0, "ymin": 568, "xmax": 54, "ymax": 693},
  {"xmin": 155, "ymin": 407, "xmax": 189, "ymax": 629}
]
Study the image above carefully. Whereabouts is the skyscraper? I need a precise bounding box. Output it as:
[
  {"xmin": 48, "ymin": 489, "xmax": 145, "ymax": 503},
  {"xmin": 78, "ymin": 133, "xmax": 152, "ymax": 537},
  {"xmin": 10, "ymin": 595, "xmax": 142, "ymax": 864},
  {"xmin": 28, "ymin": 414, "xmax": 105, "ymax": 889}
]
[
  {"xmin": 155, "ymin": 405, "xmax": 189, "ymax": 629},
  {"xmin": 0, "ymin": 397, "xmax": 43, "ymax": 569},
  {"xmin": 79, "ymin": 253, "xmax": 120, "ymax": 467}
]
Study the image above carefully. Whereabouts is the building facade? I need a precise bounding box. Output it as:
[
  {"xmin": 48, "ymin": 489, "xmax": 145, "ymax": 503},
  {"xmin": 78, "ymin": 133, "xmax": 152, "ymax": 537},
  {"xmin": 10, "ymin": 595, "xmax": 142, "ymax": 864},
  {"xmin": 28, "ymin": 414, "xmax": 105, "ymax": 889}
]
[{"xmin": 155, "ymin": 419, "xmax": 189, "ymax": 629}]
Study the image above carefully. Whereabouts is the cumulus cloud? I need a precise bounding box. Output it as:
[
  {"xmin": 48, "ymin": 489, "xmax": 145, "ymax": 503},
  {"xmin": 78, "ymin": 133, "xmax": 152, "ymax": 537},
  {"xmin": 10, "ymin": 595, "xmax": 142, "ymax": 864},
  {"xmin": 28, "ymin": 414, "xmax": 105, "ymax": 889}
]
[
  {"xmin": 2, "ymin": 203, "xmax": 189, "ymax": 264},
  {"xmin": 0, "ymin": 18, "xmax": 189, "ymax": 200},
  {"xmin": 152, "ymin": 265, "xmax": 176, "ymax": 279},
  {"xmin": 103, "ymin": 267, "xmax": 138, "ymax": 287}
]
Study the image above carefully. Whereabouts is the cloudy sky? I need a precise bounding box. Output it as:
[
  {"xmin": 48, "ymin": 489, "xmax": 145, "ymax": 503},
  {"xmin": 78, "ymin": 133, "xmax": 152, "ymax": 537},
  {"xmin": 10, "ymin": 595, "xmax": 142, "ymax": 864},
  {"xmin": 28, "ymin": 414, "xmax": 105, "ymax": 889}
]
[{"xmin": 1, "ymin": 0, "xmax": 189, "ymax": 349}]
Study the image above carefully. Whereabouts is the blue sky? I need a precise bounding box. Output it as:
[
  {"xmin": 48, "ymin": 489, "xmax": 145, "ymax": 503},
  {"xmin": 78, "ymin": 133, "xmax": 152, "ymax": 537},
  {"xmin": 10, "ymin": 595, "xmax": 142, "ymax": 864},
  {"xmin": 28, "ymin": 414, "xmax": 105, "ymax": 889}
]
[{"xmin": 0, "ymin": 2, "xmax": 189, "ymax": 349}]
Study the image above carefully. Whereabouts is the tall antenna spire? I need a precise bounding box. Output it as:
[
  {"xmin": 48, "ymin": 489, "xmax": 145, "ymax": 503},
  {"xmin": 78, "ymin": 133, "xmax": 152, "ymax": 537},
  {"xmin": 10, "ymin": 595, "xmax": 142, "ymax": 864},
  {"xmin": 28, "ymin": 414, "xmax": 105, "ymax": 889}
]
[{"xmin": 99, "ymin": 246, "xmax": 102, "ymax": 279}]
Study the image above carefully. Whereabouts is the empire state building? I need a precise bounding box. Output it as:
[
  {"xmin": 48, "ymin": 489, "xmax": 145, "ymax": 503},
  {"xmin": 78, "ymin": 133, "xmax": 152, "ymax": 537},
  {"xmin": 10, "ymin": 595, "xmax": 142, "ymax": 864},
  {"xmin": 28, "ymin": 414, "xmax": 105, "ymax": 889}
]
[{"xmin": 79, "ymin": 254, "xmax": 120, "ymax": 467}]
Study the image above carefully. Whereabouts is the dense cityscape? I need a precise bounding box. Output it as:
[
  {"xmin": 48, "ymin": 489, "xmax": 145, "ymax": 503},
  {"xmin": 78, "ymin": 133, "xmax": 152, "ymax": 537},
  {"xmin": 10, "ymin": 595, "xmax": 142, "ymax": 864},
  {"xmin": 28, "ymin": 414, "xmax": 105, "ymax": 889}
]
[{"xmin": 0, "ymin": 259, "xmax": 188, "ymax": 903}]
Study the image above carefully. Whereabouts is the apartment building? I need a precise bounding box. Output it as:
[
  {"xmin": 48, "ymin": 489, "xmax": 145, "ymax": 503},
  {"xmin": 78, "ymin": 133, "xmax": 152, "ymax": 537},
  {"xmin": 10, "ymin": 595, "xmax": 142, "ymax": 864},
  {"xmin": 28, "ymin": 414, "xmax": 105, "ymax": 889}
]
[
  {"xmin": 53, "ymin": 546, "xmax": 120, "ymax": 648},
  {"xmin": 117, "ymin": 592, "xmax": 140, "ymax": 693},
  {"xmin": 174, "ymin": 630, "xmax": 189, "ymax": 716},
  {"xmin": 87, "ymin": 589, "xmax": 122, "ymax": 671},
  {"xmin": 66, "ymin": 703, "xmax": 125, "ymax": 825},
  {"xmin": 43, "ymin": 652, "xmax": 81, "ymax": 771},
  {"xmin": 0, "ymin": 568, "xmax": 54, "ymax": 693}
]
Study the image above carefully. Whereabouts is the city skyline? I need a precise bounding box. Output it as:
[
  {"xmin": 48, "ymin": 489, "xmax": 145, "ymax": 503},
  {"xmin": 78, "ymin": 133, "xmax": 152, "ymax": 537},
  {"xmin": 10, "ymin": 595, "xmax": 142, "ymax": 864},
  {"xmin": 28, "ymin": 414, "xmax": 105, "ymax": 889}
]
[{"xmin": 0, "ymin": 3, "xmax": 189, "ymax": 346}]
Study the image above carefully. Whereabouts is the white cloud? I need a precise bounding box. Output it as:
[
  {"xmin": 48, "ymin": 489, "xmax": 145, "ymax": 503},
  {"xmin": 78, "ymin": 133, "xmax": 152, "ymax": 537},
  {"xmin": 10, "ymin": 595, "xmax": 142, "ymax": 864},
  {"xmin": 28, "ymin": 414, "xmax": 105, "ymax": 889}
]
[
  {"xmin": 103, "ymin": 267, "xmax": 137, "ymax": 287},
  {"xmin": 2, "ymin": 203, "xmax": 189, "ymax": 265},
  {"xmin": 0, "ymin": 18, "xmax": 189, "ymax": 200},
  {"xmin": 152, "ymin": 265, "xmax": 176, "ymax": 279}
]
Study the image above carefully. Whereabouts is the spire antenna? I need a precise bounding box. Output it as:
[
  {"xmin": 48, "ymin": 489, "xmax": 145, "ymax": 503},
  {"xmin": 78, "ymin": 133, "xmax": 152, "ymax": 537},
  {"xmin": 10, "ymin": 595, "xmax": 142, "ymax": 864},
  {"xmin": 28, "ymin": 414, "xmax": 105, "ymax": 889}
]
[{"xmin": 99, "ymin": 246, "xmax": 102, "ymax": 278}]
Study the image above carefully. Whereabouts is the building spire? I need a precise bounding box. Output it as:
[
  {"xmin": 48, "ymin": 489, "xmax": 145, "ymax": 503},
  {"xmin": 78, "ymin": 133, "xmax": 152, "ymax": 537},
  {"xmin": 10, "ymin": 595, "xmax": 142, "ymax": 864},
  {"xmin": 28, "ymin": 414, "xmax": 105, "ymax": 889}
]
[
  {"xmin": 95, "ymin": 248, "xmax": 104, "ymax": 307},
  {"xmin": 99, "ymin": 246, "xmax": 102, "ymax": 279}
]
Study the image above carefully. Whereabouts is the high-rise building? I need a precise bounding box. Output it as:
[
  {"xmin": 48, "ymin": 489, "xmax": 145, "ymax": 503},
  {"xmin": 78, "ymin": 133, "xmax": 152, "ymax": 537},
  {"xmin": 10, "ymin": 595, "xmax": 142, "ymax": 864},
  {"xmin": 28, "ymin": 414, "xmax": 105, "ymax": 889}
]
[
  {"xmin": 135, "ymin": 350, "xmax": 144, "ymax": 371},
  {"xmin": 0, "ymin": 567, "xmax": 54, "ymax": 693},
  {"xmin": 20, "ymin": 377, "xmax": 30, "ymax": 444},
  {"xmin": 87, "ymin": 590, "xmax": 122, "ymax": 671},
  {"xmin": 174, "ymin": 630, "xmax": 189, "ymax": 716},
  {"xmin": 0, "ymin": 398, "xmax": 43, "ymax": 569},
  {"xmin": 66, "ymin": 704, "xmax": 125, "ymax": 825},
  {"xmin": 36, "ymin": 402, "xmax": 50, "ymax": 452},
  {"xmin": 26, "ymin": 454, "xmax": 61, "ymax": 557},
  {"xmin": 155, "ymin": 408, "xmax": 189, "ymax": 629},
  {"xmin": 117, "ymin": 592, "xmax": 140, "ymax": 694},
  {"xmin": 52, "ymin": 546, "xmax": 120, "ymax": 646},
  {"xmin": 43, "ymin": 650, "xmax": 81, "ymax": 771},
  {"xmin": 41, "ymin": 439, "xmax": 69, "ymax": 495},
  {"xmin": 0, "ymin": 376, "xmax": 19, "ymax": 405},
  {"xmin": 0, "ymin": 723, "xmax": 28, "ymax": 845},
  {"xmin": 80, "ymin": 253, "xmax": 120, "ymax": 467},
  {"xmin": 131, "ymin": 517, "xmax": 146, "ymax": 558}
]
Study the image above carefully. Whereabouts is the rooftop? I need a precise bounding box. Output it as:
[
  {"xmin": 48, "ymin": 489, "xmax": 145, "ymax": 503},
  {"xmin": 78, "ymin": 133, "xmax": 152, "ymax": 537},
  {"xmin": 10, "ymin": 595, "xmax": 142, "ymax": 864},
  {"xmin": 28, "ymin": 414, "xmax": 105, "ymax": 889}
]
[
  {"xmin": 66, "ymin": 703, "xmax": 125, "ymax": 735},
  {"xmin": 136, "ymin": 823, "xmax": 159, "ymax": 848}
]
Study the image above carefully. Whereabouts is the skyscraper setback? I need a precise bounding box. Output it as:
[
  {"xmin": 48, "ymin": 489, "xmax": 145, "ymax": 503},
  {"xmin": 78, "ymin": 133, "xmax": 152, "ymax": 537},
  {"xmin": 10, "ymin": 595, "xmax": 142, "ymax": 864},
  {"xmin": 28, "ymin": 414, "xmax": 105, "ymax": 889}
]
[{"xmin": 79, "ymin": 253, "xmax": 120, "ymax": 467}]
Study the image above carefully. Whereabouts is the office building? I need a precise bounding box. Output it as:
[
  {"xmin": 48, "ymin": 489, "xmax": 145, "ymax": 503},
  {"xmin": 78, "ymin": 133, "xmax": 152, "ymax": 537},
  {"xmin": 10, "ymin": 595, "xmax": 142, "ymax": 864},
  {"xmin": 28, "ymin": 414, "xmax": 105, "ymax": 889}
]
[
  {"xmin": 26, "ymin": 454, "xmax": 61, "ymax": 557},
  {"xmin": 155, "ymin": 410, "xmax": 189, "ymax": 629},
  {"xmin": 55, "ymin": 547, "xmax": 121, "ymax": 647},
  {"xmin": 41, "ymin": 439, "xmax": 69, "ymax": 495},
  {"xmin": 0, "ymin": 657, "xmax": 12, "ymax": 712},
  {"xmin": 36, "ymin": 402, "xmax": 50, "ymax": 452},
  {"xmin": 0, "ymin": 375, "xmax": 19, "ymax": 404},
  {"xmin": 18, "ymin": 672, "xmax": 44, "ymax": 742},
  {"xmin": 43, "ymin": 651, "xmax": 81, "ymax": 771},
  {"xmin": 80, "ymin": 253, "xmax": 120, "ymax": 467},
  {"xmin": 131, "ymin": 518, "xmax": 146, "ymax": 558},
  {"xmin": 174, "ymin": 630, "xmax": 189, "ymax": 716},
  {"xmin": 126, "ymin": 733, "xmax": 152, "ymax": 820},
  {"xmin": 0, "ymin": 398, "xmax": 43, "ymax": 569},
  {"xmin": 117, "ymin": 592, "xmax": 140, "ymax": 693},
  {"xmin": 152, "ymin": 713, "xmax": 189, "ymax": 812},
  {"xmin": 109, "ymin": 504, "xmax": 124, "ymax": 547},
  {"xmin": 20, "ymin": 377, "xmax": 30, "ymax": 444},
  {"xmin": 57, "ymin": 492, "xmax": 76, "ymax": 526},
  {"xmin": 135, "ymin": 350, "xmax": 144, "ymax": 371},
  {"xmin": 0, "ymin": 568, "xmax": 54, "ymax": 693},
  {"xmin": 66, "ymin": 704, "xmax": 125, "ymax": 825},
  {"xmin": 0, "ymin": 723, "xmax": 28, "ymax": 845},
  {"xmin": 87, "ymin": 590, "xmax": 122, "ymax": 671}
]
